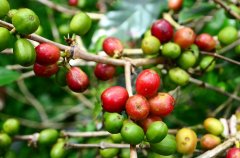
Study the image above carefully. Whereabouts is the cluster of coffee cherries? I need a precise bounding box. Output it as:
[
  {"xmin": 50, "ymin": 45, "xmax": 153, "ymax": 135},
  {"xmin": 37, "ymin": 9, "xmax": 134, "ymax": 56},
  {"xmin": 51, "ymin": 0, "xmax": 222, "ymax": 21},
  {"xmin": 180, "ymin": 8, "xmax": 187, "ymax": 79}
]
[
  {"xmin": 141, "ymin": 18, "xmax": 239, "ymax": 86},
  {"xmin": 0, "ymin": 0, "xmax": 94, "ymax": 93},
  {"xmin": 100, "ymin": 67, "xmax": 177, "ymax": 156}
]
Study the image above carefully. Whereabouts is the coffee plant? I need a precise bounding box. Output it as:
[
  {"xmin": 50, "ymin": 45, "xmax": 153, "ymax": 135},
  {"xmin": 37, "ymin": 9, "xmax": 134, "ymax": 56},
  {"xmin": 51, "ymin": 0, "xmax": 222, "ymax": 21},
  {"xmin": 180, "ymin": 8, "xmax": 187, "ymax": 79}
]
[{"xmin": 0, "ymin": 0, "xmax": 239, "ymax": 157}]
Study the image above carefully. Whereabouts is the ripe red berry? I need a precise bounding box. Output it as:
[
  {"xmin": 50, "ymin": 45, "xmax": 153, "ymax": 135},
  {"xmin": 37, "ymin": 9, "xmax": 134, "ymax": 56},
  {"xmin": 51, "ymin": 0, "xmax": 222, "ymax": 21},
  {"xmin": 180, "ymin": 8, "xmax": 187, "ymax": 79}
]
[
  {"xmin": 68, "ymin": 0, "xmax": 78, "ymax": 6},
  {"xmin": 174, "ymin": 27, "xmax": 196, "ymax": 49},
  {"xmin": 136, "ymin": 69, "xmax": 161, "ymax": 98},
  {"xmin": 33, "ymin": 63, "xmax": 59, "ymax": 77},
  {"xmin": 226, "ymin": 148, "xmax": 240, "ymax": 158},
  {"xmin": 101, "ymin": 86, "xmax": 129, "ymax": 113},
  {"xmin": 94, "ymin": 63, "xmax": 116, "ymax": 81},
  {"xmin": 126, "ymin": 94, "xmax": 150, "ymax": 121},
  {"xmin": 35, "ymin": 43, "xmax": 60, "ymax": 65},
  {"xmin": 102, "ymin": 37, "xmax": 123, "ymax": 57},
  {"xmin": 66, "ymin": 67, "xmax": 89, "ymax": 92},
  {"xmin": 195, "ymin": 33, "xmax": 216, "ymax": 51},
  {"xmin": 148, "ymin": 93, "xmax": 175, "ymax": 117},
  {"xmin": 139, "ymin": 115, "xmax": 162, "ymax": 132},
  {"xmin": 151, "ymin": 19, "xmax": 174, "ymax": 43},
  {"xmin": 168, "ymin": 0, "xmax": 183, "ymax": 11}
]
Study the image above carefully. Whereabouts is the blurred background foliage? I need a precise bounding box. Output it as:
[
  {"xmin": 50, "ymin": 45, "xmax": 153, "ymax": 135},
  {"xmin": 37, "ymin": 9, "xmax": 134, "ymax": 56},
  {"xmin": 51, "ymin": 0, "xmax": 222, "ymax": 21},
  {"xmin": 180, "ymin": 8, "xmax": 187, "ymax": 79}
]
[{"xmin": 0, "ymin": 0, "xmax": 240, "ymax": 157}]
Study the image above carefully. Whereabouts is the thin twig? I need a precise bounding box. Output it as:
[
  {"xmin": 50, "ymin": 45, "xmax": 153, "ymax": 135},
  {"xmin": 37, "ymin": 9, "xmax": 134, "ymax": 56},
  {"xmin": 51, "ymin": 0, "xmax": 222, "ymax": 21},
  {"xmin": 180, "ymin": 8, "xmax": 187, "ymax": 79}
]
[
  {"xmin": 17, "ymin": 80, "xmax": 48, "ymax": 122},
  {"xmin": 213, "ymin": 0, "xmax": 240, "ymax": 20},
  {"xmin": 189, "ymin": 77, "xmax": 240, "ymax": 102},
  {"xmin": 163, "ymin": 13, "xmax": 183, "ymax": 30},
  {"xmin": 218, "ymin": 38, "xmax": 240, "ymax": 54},
  {"xmin": 65, "ymin": 142, "xmax": 138, "ymax": 149},
  {"xmin": 18, "ymin": 71, "xmax": 35, "ymax": 80},
  {"xmin": 36, "ymin": 0, "xmax": 104, "ymax": 20},
  {"xmin": 62, "ymin": 131, "xmax": 110, "ymax": 138},
  {"xmin": 47, "ymin": 8, "xmax": 60, "ymax": 42}
]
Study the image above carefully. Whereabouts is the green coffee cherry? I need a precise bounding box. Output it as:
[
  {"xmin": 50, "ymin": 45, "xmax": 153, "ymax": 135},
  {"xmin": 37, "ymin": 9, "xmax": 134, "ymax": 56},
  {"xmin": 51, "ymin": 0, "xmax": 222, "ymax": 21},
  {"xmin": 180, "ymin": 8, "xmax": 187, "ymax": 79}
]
[
  {"xmin": 141, "ymin": 36, "xmax": 161, "ymax": 55},
  {"xmin": 70, "ymin": 12, "xmax": 92, "ymax": 36},
  {"xmin": 200, "ymin": 56, "xmax": 215, "ymax": 72},
  {"xmin": 0, "ymin": 133, "xmax": 12, "ymax": 149},
  {"xmin": 38, "ymin": 129, "xmax": 59, "ymax": 145},
  {"xmin": 104, "ymin": 113, "xmax": 124, "ymax": 134},
  {"xmin": 162, "ymin": 42, "xmax": 181, "ymax": 59},
  {"xmin": 234, "ymin": 45, "xmax": 240, "ymax": 55},
  {"xmin": 0, "ymin": 27, "xmax": 10, "ymax": 52},
  {"xmin": 168, "ymin": 67, "xmax": 190, "ymax": 86},
  {"xmin": 218, "ymin": 26, "xmax": 238, "ymax": 45},
  {"xmin": 0, "ymin": 0, "xmax": 10, "ymax": 18},
  {"xmin": 3, "ymin": 118, "xmax": 20, "ymax": 135},
  {"xmin": 50, "ymin": 139, "xmax": 67, "ymax": 158},
  {"xmin": 178, "ymin": 51, "xmax": 197, "ymax": 69}
]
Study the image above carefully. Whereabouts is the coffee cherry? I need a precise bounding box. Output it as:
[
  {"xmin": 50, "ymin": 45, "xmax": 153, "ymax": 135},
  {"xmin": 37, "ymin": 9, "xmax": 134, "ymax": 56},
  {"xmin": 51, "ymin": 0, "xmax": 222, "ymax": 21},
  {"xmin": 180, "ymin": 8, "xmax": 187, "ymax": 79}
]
[
  {"xmin": 174, "ymin": 27, "xmax": 196, "ymax": 49},
  {"xmin": 99, "ymin": 139, "xmax": 119, "ymax": 158},
  {"xmin": 151, "ymin": 19, "xmax": 173, "ymax": 43},
  {"xmin": 38, "ymin": 129, "xmax": 59, "ymax": 145},
  {"xmin": 2, "ymin": 118, "xmax": 20, "ymax": 135},
  {"xmin": 104, "ymin": 113, "xmax": 124, "ymax": 134},
  {"xmin": 70, "ymin": 12, "xmax": 92, "ymax": 36},
  {"xmin": 144, "ymin": 30, "xmax": 152, "ymax": 38},
  {"xmin": 35, "ymin": 43, "xmax": 60, "ymax": 65},
  {"xmin": 121, "ymin": 122, "xmax": 144, "ymax": 145},
  {"xmin": 148, "ymin": 93, "xmax": 175, "ymax": 117},
  {"xmin": 235, "ymin": 45, "xmax": 240, "ymax": 55},
  {"xmin": 139, "ymin": 115, "xmax": 162, "ymax": 132},
  {"xmin": 0, "ymin": 27, "xmax": 10, "ymax": 52},
  {"xmin": 162, "ymin": 42, "xmax": 181, "ymax": 59},
  {"xmin": 203, "ymin": 118, "xmax": 223, "ymax": 136},
  {"xmin": 136, "ymin": 69, "xmax": 161, "ymax": 98},
  {"xmin": 146, "ymin": 121, "xmax": 168, "ymax": 143},
  {"xmin": 34, "ymin": 63, "xmax": 59, "ymax": 77},
  {"xmin": 200, "ymin": 56, "xmax": 215, "ymax": 72},
  {"xmin": 68, "ymin": 0, "xmax": 78, "ymax": 6},
  {"xmin": 101, "ymin": 86, "xmax": 129, "ymax": 113},
  {"xmin": 195, "ymin": 33, "xmax": 216, "ymax": 51},
  {"xmin": 12, "ymin": 8, "xmax": 40, "ymax": 35},
  {"xmin": 126, "ymin": 94, "xmax": 150, "ymax": 121},
  {"xmin": 111, "ymin": 133, "xmax": 122, "ymax": 143},
  {"xmin": 13, "ymin": 38, "xmax": 36, "ymax": 66},
  {"xmin": 5, "ymin": 9, "xmax": 18, "ymax": 23},
  {"xmin": 176, "ymin": 128, "xmax": 197, "ymax": 154},
  {"xmin": 58, "ymin": 24, "xmax": 71, "ymax": 35},
  {"xmin": 94, "ymin": 63, "xmax": 116, "ymax": 81},
  {"xmin": 168, "ymin": 0, "xmax": 183, "ymax": 11},
  {"xmin": 168, "ymin": 67, "xmax": 189, "ymax": 86},
  {"xmin": 35, "ymin": 25, "xmax": 43, "ymax": 35},
  {"xmin": 150, "ymin": 134, "xmax": 177, "ymax": 156},
  {"xmin": 120, "ymin": 148, "xmax": 130, "ymax": 158},
  {"xmin": 55, "ymin": 67, "xmax": 68, "ymax": 87},
  {"xmin": 50, "ymin": 139, "xmax": 67, "ymax": 158},
  {"xmin": 226, "ymin": 148, "xmax": 240, "ymax": 158},
  {"xmin": 102, "ymin": 37, "xmax": 123, "ymax": 57},
  {"xmin": 0, "ymin": 0, "xmax": 10, "ymax": 18},
  {"xmin": 200, "ymin": 134, "xmax": 221, "ymax": 150},
  {"xmin": 141, "ymin": 36, "xmax": 161, "ymax": 55},
  {"xmin": 0, "ymin": 133, "xmax": 11, "ymax": 149},
  {"xmin": 218, "ymin": 26, "xmax": 238, "ymax": 45},
  {"xmin": 66, "ymin": 67, "xmax": 89, "ymax": 92},
  {"xmin": 177, "ymin": 51, "xmax": 197, "ymax": 69}
]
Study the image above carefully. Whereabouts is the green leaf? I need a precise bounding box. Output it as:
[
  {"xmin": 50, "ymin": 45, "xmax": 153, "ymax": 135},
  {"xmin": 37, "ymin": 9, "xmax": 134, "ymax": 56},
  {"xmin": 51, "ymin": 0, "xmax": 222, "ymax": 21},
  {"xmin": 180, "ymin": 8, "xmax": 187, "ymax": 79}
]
[
  {"xmin": 179, "ymin": 3, "xmax": 216, "ymax": 24},
  {"xmin": 0, "ymin": 67, "xmax": 20, "ymax": 86}
]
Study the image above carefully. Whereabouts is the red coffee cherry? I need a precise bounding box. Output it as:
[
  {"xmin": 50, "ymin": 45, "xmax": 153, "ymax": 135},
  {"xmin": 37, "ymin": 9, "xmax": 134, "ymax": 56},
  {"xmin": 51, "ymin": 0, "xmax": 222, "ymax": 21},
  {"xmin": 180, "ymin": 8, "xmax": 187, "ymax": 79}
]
[
  {"xmin": 139, "ymin": 115, "xmax": 162, "ymax": 132},
  {"xmin": 195, "ymin": 33, "xmax": 216, "ymax": 51},
  {"xmin": 101, "ymin": 86, "xmax": 129, "ymax": 113},
  {"xmin": 94, "ymin": 63, "xmax": 116, "ymax": 81},
  {"xmin": 136, "ymin": 69, "xmax": 161, "ymax": 98},
  {"xmin": 33, "ymin": 63, "xmax": 59, "ymax": 77},
  {"xmin": 168, "ymin": 0, "xmax": 183, "ymax": 11},
  {"xmin": 102, "ymin": 37, "xmax": 123, "ymax": 57},
  {"xmin": 35, "ymin": 43, "xmax": 60, "ymax": 65},
  {"xmin": 68, "ymin": 0, "xmax": 78, "ymax": 6},
  {"xmin": 151, "ymin": 19, "xmax": 174, "ymax": 43},
  {"xmin": 66, "ymin": 67, "xmax": 89, "ymax": 92},
  {"xmin": 226, "ymin": 148, "xmax": 240, "ymax": 158},
  {"xmin": 126, "ymin": 94, "xmax": 150, "ymax": 121},
  {"xmin": 174, "ymin": 27, "xmax": 196, "ymax": 49},
  {"xmin": 149, "ymin": 93, "xmax": 175, "ymax": 117}
]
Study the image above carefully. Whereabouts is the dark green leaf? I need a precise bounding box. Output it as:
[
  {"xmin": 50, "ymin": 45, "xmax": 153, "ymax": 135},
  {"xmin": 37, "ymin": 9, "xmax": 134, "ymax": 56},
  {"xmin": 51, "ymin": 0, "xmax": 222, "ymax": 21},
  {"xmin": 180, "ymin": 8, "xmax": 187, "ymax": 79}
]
[{"xmin": 0, "ymin": 67, "xmax": 20, "ymax": 86}]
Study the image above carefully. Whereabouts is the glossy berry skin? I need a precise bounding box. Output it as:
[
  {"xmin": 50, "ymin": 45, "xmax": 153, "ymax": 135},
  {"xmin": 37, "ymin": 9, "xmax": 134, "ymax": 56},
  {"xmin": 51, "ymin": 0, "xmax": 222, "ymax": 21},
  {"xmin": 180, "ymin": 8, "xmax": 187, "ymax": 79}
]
[
  {"xmin": 38, "ymin": 129, "xmax": 59, "ymax": 145},
  {"xmin": 66, "ymin": 67, "xmax": 89, "ymax": 93},
  {"xmin": 34, "ymin": 63, "xmax": 59, "ymax": 77},
  {"xmin": 70, "ymin": 12, "xmax": 92, "ymax": 36},
  {"xmin": 68, "ymin": 0, "xmax": 78, "ymax": 6},
  {"xmin": 126, "ymin": 94, "xmax": 150, "ymax": 121},
  {"xmin": 0, "ymin": 0, "xmax": 10, "ymax": 18},
  {"xmin": 174, "ymin": 27, "xmax": 196, "ymax": 49},
  {"xmin": 136, "ymin": 69, "xmax": 161, "ymax": 98},
  {"xmin": 195, "ymin": 33, "xmax": 216, "ymax": 51},
  {"xmin": 226, "ymin": 148, "xmax": 240, "ymax": 158},
  {"xmin": 121, "ymin": 122, "xmax": 144, "ymax": 145},
  {"xmin": 102, "ymin": 37, "xmax": 123, "ymax": 57},
  {"xmin": 101, "ymin": 86, "xmax": 129, "ymax": 113},
  {"xmin": 94, "ymin": 63, "xmax": 116, "ymax": 81},
  {"xmin": 168, "ymin": 0, "xmax": 183, "ymax": 11},
  {"xmin": 139, "ymin": 115, "xmax": 162, "ymax": 132},
  {"xmin": 151, "ymin": 19, "xmax": 173, "ymax": 43},
  {"xmin": 149, "ymin": 93, "xmax": 175, "ymax": 117},
  {"xmin": 200, "ymin": 134, "xmax": 221, "ymax": 150},
  {"xmin": 35, "ymin": 43, "xmax": 60, "ymax": 65}
]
